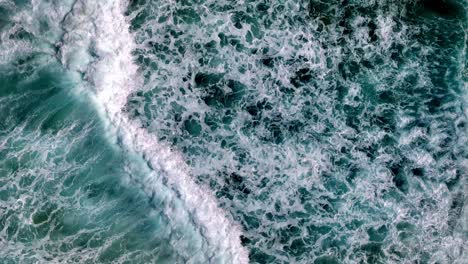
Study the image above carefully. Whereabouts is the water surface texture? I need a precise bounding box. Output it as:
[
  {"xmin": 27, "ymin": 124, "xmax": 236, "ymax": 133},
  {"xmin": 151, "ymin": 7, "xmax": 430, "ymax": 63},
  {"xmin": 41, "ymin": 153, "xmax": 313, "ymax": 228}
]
[{"xmin": 0, "ymin": 0, "xmax": 467, "ymax": 263}]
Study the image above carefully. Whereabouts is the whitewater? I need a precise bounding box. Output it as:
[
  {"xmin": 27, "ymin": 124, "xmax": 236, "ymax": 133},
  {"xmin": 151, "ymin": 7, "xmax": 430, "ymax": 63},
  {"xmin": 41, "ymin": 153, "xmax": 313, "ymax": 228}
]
[
  {"xmin": 0, "ymin": 0, "xmax": 467, "ymax": 263},
  {"xmin": 58, "ymin": 0, "xmax": 248, "ymax": 262}
]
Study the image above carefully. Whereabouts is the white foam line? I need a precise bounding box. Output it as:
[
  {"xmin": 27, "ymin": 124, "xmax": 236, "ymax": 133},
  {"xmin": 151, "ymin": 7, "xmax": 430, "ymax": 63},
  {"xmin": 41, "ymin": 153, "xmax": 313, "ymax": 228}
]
[{"xmin": 59, "ymin": 0, "xmax": 249, "ymax": 262}]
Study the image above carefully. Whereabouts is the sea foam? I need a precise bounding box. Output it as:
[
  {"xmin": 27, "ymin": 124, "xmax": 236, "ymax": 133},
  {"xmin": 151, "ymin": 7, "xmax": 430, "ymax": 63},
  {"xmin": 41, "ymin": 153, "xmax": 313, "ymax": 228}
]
[{"xmin": 58, "ymin": 0, "xmax": 249, "ymax": 263}]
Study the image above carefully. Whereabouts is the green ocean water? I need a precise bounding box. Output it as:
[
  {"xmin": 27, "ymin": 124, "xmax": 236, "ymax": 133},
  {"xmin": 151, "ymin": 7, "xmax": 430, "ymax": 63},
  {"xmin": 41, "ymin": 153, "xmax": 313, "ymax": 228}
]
[{"xmin": 0, "ymin": 0, "xmax": 467, "ymax": 263}]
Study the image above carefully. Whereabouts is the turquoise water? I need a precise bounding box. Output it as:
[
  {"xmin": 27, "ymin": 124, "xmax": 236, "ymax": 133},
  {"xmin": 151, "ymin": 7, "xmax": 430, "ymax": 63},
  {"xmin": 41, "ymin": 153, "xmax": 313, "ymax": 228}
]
[{"xmin": 0, "ymin": 0, "xmax": 467, "ymax": 263}]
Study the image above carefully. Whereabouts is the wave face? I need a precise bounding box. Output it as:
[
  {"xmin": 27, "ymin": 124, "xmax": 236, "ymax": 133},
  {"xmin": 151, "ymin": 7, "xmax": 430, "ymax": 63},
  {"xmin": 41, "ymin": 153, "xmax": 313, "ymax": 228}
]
[
  {"xmin": 0, "ymin": 0, "xmax": 246, "ymax": 263},
  {"xmin": 58, "ymin": 1, "xmax": 248, "ymax": 262},
  {"xmin": 0, "ymin": 0, "xmax": 467, "ymax": 263}
]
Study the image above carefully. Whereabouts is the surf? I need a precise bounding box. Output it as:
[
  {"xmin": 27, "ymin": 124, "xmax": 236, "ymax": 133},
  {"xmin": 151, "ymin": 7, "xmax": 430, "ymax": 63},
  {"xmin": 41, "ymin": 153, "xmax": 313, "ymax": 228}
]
[{"xmin": 57, "ymin": 0, "xmax": 249, "ymax": 263}]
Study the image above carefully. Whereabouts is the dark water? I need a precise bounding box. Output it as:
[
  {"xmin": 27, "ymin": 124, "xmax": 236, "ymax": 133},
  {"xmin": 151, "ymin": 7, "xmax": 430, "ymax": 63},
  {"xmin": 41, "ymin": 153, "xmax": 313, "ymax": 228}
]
[{"xmin": 0, "ymin": 0, "xmax": 466, "ymax": 263}]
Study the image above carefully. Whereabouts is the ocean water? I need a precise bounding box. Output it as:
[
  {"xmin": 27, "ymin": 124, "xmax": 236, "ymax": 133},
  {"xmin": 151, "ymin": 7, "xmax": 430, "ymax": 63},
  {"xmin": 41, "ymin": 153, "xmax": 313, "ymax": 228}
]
[{"xmin": 0, "ymin": 0, "xmax": 466, "ymax": 263}]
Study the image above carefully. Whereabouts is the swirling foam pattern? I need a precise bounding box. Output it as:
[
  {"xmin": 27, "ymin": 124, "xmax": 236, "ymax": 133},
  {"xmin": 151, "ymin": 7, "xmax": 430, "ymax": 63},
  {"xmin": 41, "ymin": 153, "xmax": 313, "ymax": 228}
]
[
  {"xmin": 0, "ymin": 0, "xmax": 467, "ymax": 263},
  {"xmin": 125, "ymin": 0, "xmax": 467, "ymax": 263},
  {"xmin": 1, "ymin": 0, "xmax": 246, "ymax": 263}
]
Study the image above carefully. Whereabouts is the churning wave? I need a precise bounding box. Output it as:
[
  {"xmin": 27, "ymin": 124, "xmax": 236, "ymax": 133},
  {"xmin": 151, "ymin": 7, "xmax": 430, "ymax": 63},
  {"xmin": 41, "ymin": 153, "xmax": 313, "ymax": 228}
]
[
  {"xmin": 1, "ymin": 0, "xmax": 247, "ymax": 263},
  {"xmin": 0, "ymin": 0, "xmax": 467, "ymax": 263},
  {"xmin": 58, "ymin": 0, "xmax": 248, "ymax": 262}
]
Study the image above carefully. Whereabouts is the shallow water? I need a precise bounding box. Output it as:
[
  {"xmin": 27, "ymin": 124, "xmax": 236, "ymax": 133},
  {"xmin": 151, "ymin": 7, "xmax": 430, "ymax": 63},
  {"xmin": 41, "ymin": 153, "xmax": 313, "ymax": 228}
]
[{"xmin": 0, "ymin": 0, "xmax": 467, "ymax": 263}]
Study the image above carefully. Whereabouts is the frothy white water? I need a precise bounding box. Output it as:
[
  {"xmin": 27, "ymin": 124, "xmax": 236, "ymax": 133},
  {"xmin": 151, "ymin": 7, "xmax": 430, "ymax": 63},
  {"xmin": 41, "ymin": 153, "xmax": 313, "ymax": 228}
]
[
  {"xmin": 58, "ymin": 0, "xmax": 249, "ymax": 262},
  {"xmin": 0, "ymin": 0, "xmax": 74, "ymax": 67}
]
